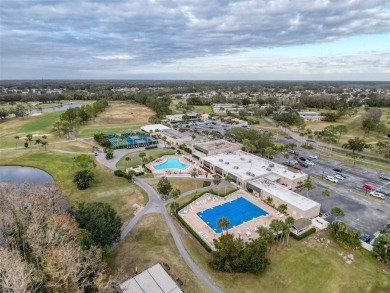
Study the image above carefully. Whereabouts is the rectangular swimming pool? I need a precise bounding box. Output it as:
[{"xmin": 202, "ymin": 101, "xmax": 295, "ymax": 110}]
[{"xmin": 197, "ymin": 197, "xmax": 269, "ymax": 233}]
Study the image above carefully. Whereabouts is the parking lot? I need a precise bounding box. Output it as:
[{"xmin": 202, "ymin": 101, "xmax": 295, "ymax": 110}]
[{"xmin": 272, "ymin": 147, "xmax": 390, "ymax": 238}]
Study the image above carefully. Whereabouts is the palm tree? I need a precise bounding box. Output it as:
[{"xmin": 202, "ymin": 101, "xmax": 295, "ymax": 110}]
[
  {"xmin": 302, "ymin": 178, "xmax": 313, "ymax": 197},
  {"xmin": 139, "ymin": 152, "xmax": 146, "ymax": 166},
  {"xmin": 285, "ymin": 216, "xmax": 295, "ymax": 245},
  {"xmin": 34, "ymin": 138, "xmax": 42, "ymax": 150},
  {"xmin": 224, "ymin": 175, "xmax": 233, "ymax": 195},
  {"xmin": 217, "ymin": 217, "xmax": 230, "ymax": 233},
  {"xmin": 14, "ymin": 135, "xmax": 19, "ymax": 149},
  {"xmin": 125, "ymin": 156, "xmax": 131, "ymax": 167},
  {"xmin": 41, "ymin": 141, "xmax": 48, "ymax": 151},
  {"xmin": 331, "ymin": 207, "xmax": 345, "ymax": 222},
  {"xmin": 162, "ymin": 136, "xmax": 167, "ymax": 147},
  {"xmin": 169, "ymin": 188, "xmax": 181, "ymax": 213},
  {"xmin": 191, "ymin": 170, "xmax": 198, "ymax": 188},
  {"xmin": 278, "ymin": 204, "xmax": 288, "ymax": 215},
  {"xmin": 213, "ymin": 175, "xmax": 221, "ymax": 195},
  {"xmin": 283, "ymin": 153, "xmax": 289, "ymax": 160},
  {"xmin": 25, "ymin": 134, "xmax": 33, "ymax": 150},
  {"xmin": 265, "ymin": 196, "xmax": 273, "ymax": 206},
  {"xmin": 322, "ymin": 189, "xmax": 331, "ymax": 197},
  {"xmin": 288, "ymin": 142, "xmax": 297, "ymax": 150}
]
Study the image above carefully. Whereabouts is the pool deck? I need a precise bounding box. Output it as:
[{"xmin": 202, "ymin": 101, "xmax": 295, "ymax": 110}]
[
  {"xmin": 179, "ymin": 190, "xmax": 285, "ymax": 248},
  {"xmin": 148, "ymin": 155, "xmax": 208, "ymax": 178}
]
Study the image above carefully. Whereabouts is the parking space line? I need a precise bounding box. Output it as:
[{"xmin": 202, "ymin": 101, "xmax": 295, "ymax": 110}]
[{"xmin": 350, "ymin": 189, "xmax": 385, "ymax": 203}]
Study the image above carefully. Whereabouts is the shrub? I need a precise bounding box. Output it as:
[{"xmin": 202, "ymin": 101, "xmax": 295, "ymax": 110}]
[
  {"xmin": 114, "ymin": 170, "xmax": 125, "ymax": 177},
  {"xmin": 290, "ymin": 227, "xmax": 316, "ymax": 240}
]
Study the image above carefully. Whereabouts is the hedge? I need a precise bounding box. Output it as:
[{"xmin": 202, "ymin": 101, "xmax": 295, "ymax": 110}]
[
  {"xmin": 290, "ymin": 227, "xmax": 316, "ymax": 240},
  {"xmin": 176, "ymin": 214, "xmax": 212, "ymax": 252}
]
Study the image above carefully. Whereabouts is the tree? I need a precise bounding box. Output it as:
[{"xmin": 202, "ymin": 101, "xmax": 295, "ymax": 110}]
[
  {"xmin": 105, "ymin": 148, "xmax": 113, "ymax": 160},
  {"xmin": 14, "ymin": 135, "xmax": 19, "ymax": 149},
  {"xmin": 265, "ymin": 196, "xmax": 273, "ymax": 206},
  {"xmin": 73, "ymin": 170, "xmax": 95, "ymax": 190},
  {"xmin": 375, "ymin": 123, "xmax": 387, "ymax": 137},
  {"xmin": 169, "ymin": 188, "xmax": 181, "ymax": 213},
  {"xmin": 162, "ymin": 136, "xmax": 167, "ymax": 147},
  {"xmin": 224, "ymin": 175, "xmax": 233, "ymax": 195},
  {"xmin": 302, "ymin": 178, "xmax": 313, "ymax": 196},
  {"xmin": 213, "ymin": 175, "xmax": 221, "ymax": 195},
  {"xmin": 365, "ymin": 108, "xmax": 382, "ymax": 123},
  {"xmin": 75, "ymin": 202, "xmax": 122, "ymax": 248},
  {"xmin": 331, "ymin": 207, "xmax": 345, "ymax": 221},
  {"xmin": 288, "ymin": 142, "xmax": 297, "ymax": 150},
  {"xmin": 278, "ymin": 204, "xmax": 288, "ymax": 214},
  {"xmin": 346, "ymin": 152, "xmax": 362, "ymax": 168},
  {"xmin": 322, "ymin": 189, "xmax": 331, "ymax": 197},
  {"xmin": 285, "ymin": 217, "xmax": 295, "ymax": 245},
  {"xmin": 75, "ymin": 154, "xmax": 96, "ymax": 171},
  {"xmin": 329, "ymin": 221, "xmax": 361, "ymax": 249},
  {"xmin": 256, "ymin": 226, "xmax": 273, "ymax": 251},
  {"xmin": 362, "ymin": 119, "xmax": 376, "ymax": 136},
  {"xmin": 25, "ymin": 134, "xmax": 33, "ymax": 149},
  {"xmin": 157, "ymin": 176, "xmax": 172, "ymax": 198},
  {"xmin": 191, "ymin": 170, "xmax": 198, "ymax": 188},
  {"xmin": 217, "ymin": 217, "xmax": 230, "ymax": 233},
  {"xmin": 139, "ymin": 152, "xmax": 146, "ymax": 166},
  {"xmin": 342, "ymin": 137, "xmax": 368, "ymax": 154},
  {"xmin": 376, "ymin": 141, "xmax": 390, "ymax": 161},
  {"xmin": 373, "ymin": 229, "xmax": 390, "ymax": 264},
  {"xmin": 125, "ymin": 156, "xmax": 132, "ymax": 167},
  {"xmin": 41, "ymin": 140, "xmax": 48, "ymax": 150}
]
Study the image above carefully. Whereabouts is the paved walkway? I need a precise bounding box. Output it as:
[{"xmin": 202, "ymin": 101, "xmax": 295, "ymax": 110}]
[{"xmin": 98, "ymin": 150, "xmax": 223, "ymax": 293}]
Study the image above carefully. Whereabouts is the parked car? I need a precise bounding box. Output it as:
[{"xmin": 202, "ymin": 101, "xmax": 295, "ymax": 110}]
[
  {"xmin": 305, "ymin": 160, "xmax": 315, "ymax": 166},
  {"xmin": 333, "ymin": 168, "xmax": 343, "ymax": 172},
  {"xmin": 308, "ymin": 155, "xmax": 318, "ymax": 159},
  {"xmin": 326, "ymin": 176, "xmax": 338, "ymax": 183},
  {"xmin": 363, "ymin": 183, "xmax": 375, "ymax": 191},
  {"xmin": 299, "ymin": 157, "xmax": 306, "ymax": 161},
  {"xmin": 369, "ymin": 191, "xmax": 385, "ymax": 199},
  {"xmin": 360, "ymin": 234, "xmax": 371, "ymax": 243},
  {"xmin": 299, "ymin": 162, "xmax": 309, "ymax": 168},
  {"xmin": 333, "ymin": 174, "xmax": 345, "ymax": 181},
  {"xmin": 288, "ymin": 150, "xmax": 299, "ymax": 156},
  {"xmin": 292, "ymin": 165, "xmax": 302, "ymax": 170},
  {"xmin": 379, "ymin": 174, "xmax": 390, "ymax": 181},
  {"xmin": 377, "ymin": 189, "xmax": 390, "ymax": 196},
  {"xmin": 335, "ymin": 173, "xmax": 346, "ymax": 179}
]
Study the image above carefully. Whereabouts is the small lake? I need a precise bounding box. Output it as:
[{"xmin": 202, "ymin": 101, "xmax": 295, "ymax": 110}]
[
  {"xmin": 0, "ymin": 166, "xmax": 54, "ymax": 185},
  {"xmin": 30, "ymin": 103, "xmax": 83, "ymax": 114}
]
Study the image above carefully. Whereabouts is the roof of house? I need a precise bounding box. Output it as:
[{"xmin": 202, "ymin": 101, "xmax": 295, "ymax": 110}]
[
  {"xmin": 292, "ymin": 218, "xmax": 313, "ymax": 230},
  {"xmin": 120, "ymin": 263, "xmax": 182, "ymax": 293}
]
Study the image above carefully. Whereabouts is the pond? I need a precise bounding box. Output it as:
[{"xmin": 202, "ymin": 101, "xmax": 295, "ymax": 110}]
[
  {"xmin": 0, "ymin": 166, "xmax": 54, "ymax": 185},
  {"xmin": 30, "ymin": 103, "xmax": 83, "ymax": 114}
]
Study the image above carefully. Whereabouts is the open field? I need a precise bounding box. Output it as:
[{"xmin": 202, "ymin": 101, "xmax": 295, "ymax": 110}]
[
  {"xmin": 173, "ymin": 215, "xmax": 390, "ymax": 293},
  {"xmin": 304, "ymin": 107, "xmax": 390, "ymax": 145},
  {"xmin": 116, "ymin": 148, "xmax": 176, "ymax": 169},
  {"xmin": 193, "ymin": 105, "xmax": 213, "ymax": 114},
  {"xmin": 147, "ymin": 178, "xmax": 208, "ymax": 194},
  {"xmin": 0, "ymin": 150, "xmax": 147, "ymax": 225},
  {"xmin": 0, "ymin": 111, "xmax": 63, "ymax": 148},
  {"xmin": 107, "ymin": 213, "xmax": 208, "ymax": 293},
  {"xmin": 0, "ymin": 100, "xmax": 92, "ymax": 110},
  {"xmin": 77, "ymin": 103, "xmax": 155, "ymax": 137}
]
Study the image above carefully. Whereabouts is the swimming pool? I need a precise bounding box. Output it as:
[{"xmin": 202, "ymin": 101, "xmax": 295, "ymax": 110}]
[
  {"xmin": 153, "ymin": 158, "xmax": 190, "ymax": 171},
  {"xmin": 197, "ymin": 197, "xmax": 269, "ymax": 233}
]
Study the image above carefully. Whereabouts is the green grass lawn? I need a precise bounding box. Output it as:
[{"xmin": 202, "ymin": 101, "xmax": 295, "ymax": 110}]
[
  {"xmin": 193, "ymin": 105, "xmax": 213, "ymax": 114},
  {"xmin": 107, "ymin": 213, "xmax": 209, "ymax": 293},
  {"xmin": 116, "ymin": 148, "xmax": 176, "ymax": 169},
  {"xmin": 173, "ymin": 219, "xmax": 390, "ymax": 293},
  {"xmin": 0, "ymin": 150, "xmax": 147, "ymax": 225},
  {"xmin": 147, "ymin": 178, "xmax": 207, "ymax": 194}
]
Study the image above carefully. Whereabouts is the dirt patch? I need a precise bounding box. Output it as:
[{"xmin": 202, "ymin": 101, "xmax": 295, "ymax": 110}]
[{"xmin": 92, "ymin": 104, "xmax": 154, "ymax": 125}]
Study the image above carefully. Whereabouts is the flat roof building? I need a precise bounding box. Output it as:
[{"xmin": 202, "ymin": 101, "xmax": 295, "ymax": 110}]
[
  {"xmin": 161, "ymin": 129, "xmax": 192, "ymax": 146},
  {"xmin": 141, "ymin": 124, "xmax": 171, "ymax": 133},
  {"xmin": 201, "ymin": 150, "xmax": 307, "ymax": 189},
  {"xmin": 246, "ymin": 178, "xmax": 320, "ymax": 219},
  {"xmin": 165, "ymin": 112, "xmax": 197, "ymax": 122},
  {"xmin": 192, "ymin": 139, "xmax": 242, "ymax": 157}
]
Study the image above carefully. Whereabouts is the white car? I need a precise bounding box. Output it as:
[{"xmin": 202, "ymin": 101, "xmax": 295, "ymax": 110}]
[
  {"xmin": 334, "ymin": 174, "xmax": 344, "ymax": 181},
  {"xmin": 370, "ymin": 191, "xmax": 385, "ymax": 199},
  {"xmin": 306, "ymin": 160, "xmax": 315, "ymax": 166},
  {"xmin": 308, "ymin": 155, "xmax": 318, "ymax": 160},
  {"xmin": 326, "ymin": 176, "xmax": 338, "ymax": 183}
]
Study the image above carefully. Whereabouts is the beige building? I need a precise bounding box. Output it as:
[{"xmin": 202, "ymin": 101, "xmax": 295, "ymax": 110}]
[
  {"xmin": 247, "ymin": 178, "xmax": 320, "ymax": 219},
  {"xmin": 192, "ymin": 139, "xmax": 242, "ymax": 158}
]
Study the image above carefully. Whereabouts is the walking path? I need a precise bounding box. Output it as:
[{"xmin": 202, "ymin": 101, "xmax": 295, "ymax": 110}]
[{"xmin": 99, "ymin": 149, "xmax": 223, "ymax": 293}]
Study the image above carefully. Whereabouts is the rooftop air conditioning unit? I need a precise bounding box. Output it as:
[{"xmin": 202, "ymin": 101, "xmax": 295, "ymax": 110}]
[
  {"xmin": 246, "ymin": 171, "xmax": 251, "ymax": 175},
  {"xmin": 240, "ymin": 157, "xmax": 245, "ymax": 160},
  {"xmin": 219, "ymin": 159, "xmax": 223, "ymax": 162},
  {"xmin": 249, "ymin": 159, "xmax": 252, "ymax": 163},
  {"xmin": 234, "ymin": 166, "xmax": 239, "ymax": 169},
  {"xmin": 225, "ymin": 162, "xmax": 230, "ymax": 165},
  {"xmin": 250, "ymin": 173, "xmax": 255, "ymax": 177},
  {"xmin": 269, "ymin": 163, "xmax": 274, "ymax": 167},
  {"xmin": 266, "ymin": 168, "xmax": 271, "ymax": 171}
]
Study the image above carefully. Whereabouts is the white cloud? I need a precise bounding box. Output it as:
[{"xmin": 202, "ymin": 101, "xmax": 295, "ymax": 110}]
[{"xmin": 93, "ymin": 54, "xmax": 135, "ymax": 60}]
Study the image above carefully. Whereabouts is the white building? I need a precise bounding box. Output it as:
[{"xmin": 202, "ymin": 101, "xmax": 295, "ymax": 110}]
[
  {"xmin": 298, "ymin": 112, "xmax": 325, "ymax": 121},
  {"xmin": 141, "ymin": 124, "xmax": 171, "ymax": 133}
]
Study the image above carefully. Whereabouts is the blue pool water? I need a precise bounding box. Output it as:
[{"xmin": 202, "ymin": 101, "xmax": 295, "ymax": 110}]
[
  {"xmin": 197, "ymin": 197, "xmax": 269, "ymax": 233},
  {"xmin": 153, "ymin": 158, "xmax": 190, "ymax": 171}
]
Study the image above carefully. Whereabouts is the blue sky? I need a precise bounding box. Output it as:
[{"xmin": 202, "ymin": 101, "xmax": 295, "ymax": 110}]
[{"xmin": 0, "ymin": 0, "xmax": 389, "ymax": 80}]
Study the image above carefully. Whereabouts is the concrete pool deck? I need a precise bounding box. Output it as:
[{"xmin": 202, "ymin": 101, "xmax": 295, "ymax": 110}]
[
  {"xmin": 179, "ymin": 190, "xmax": 284, "ymax": 248},
  {"xmin": 147, "ymin": 155, "xmax": 208, "ymax": 178}
]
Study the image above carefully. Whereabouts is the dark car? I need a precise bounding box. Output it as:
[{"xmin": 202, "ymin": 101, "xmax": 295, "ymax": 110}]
[
  {"xmin": 332, "ymin": 168, "xmax": 343, "ymax": 172},
  {"xmin": 379, "ymin": 175, "xmax": 390, "ymax": 181},
  {"xmin": 299, "ymin": 157, "xmax": 306, "ymax": 161},
  {"xmin": 360, "ymin": 234, "xmax": 371, "ymax": 243}
]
